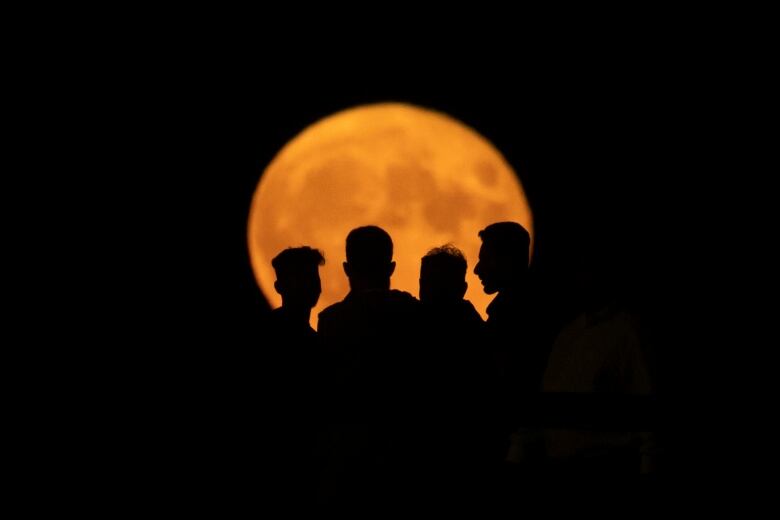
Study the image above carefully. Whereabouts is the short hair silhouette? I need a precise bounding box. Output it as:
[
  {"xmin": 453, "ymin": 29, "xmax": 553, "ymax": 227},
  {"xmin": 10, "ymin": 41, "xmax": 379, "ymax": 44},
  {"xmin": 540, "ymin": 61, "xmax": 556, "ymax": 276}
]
[
  {"xmin": 272, "ymin": 246, "xmax": 325, "ymax": 280},
  {"xmin": 420, "ymin": 244, "xmax": 468, "ymax": 303},
  {"xmin": 478, "ymin": 222, "xmax": 531, "ymax": 265},
  {"xmin": 271, "ymin": 246, "xmax": 325, "ymax": 309},
  {"xmin": 345, "ymin": 225, "xmax": 394, "ymax": 276}
]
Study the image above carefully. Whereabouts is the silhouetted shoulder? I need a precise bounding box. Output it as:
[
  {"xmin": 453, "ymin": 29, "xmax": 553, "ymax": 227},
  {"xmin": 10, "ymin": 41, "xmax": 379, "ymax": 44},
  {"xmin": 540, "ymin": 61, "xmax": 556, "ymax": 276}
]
[
  {"xmin": 317, "ymin": 289, "xmax": 422, "ymax": 341},
  {"xmin": 387, "ymin": 289, "xmax": 420, "ymax": 306},
  {"xmin": 318, "ymin": 301, "xmax": 345, "ymax": 320},
  {"xmin": 316, "ymin": 300, "xmax": 348, "ymax": 335},
  {"xmin": 422, "ymin": 299, "xmax": 484, "ymax": 346},
  {"xmin": 381, "ymin": 290, "xmax": 422, "ymax": 319},
  {"xmin": 268, "ymin": 307, "xmax": 316, "ymax": 340}
]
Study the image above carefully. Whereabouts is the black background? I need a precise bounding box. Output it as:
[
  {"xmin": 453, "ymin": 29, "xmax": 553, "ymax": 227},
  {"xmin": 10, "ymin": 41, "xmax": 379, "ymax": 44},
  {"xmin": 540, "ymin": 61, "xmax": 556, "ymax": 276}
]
[
  {"xmin": 120, "ymin": 52, "xmax": 700, "ymax": 392},
  {"xmin": 149, "ymin": 57, "xmax": 691, "ymax": 372},
  {"xmin": 101, "ymin": 44, "xmax": 711, "ymax": 490}
]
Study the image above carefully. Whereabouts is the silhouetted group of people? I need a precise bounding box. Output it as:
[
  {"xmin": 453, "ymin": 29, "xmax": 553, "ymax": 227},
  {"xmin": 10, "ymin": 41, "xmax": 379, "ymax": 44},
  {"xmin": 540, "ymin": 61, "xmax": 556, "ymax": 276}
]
[{"xmin": 263, "ymin": 222, "xmax": 656, "ymax": 507}]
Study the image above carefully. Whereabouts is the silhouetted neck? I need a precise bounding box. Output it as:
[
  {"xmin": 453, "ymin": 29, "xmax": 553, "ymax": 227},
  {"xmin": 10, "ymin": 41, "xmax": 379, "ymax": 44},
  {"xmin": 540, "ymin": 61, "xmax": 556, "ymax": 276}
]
[
  {"xmin": 276, "ymin": 305, "xmax": 312, "ymax": 327},
  {"xmin": 487, "ymin": 281, "xmax": 528, "ymax": 318},
  {"xmin": 499, "ymin": 279, "xmax": 528, "ymax": 297},
  {"xmin": 348, "ymin": 278, "xmax": 391, "ymax": 293}
]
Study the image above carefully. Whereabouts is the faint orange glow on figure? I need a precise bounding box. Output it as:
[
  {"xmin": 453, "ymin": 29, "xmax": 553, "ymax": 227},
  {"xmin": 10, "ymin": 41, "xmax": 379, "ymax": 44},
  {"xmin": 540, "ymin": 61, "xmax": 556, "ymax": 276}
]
[{"xmin": 248, "ymin": 103, "xmax": 533, "ymax": 329}]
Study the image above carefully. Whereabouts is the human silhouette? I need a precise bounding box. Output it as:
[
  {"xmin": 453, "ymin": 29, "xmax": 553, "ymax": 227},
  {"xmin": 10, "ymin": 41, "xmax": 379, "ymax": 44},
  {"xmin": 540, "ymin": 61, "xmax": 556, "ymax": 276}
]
[
  {"xmin": 474, "ymin": 223, "xmax": 531, "ymax": 331},
  {"xmin": 418, "ymin": 244, "xmax": 485, "ymax": 399},
  {"xmin": 266, "ymin": 245, "xmax": 324, "ymax": 414},
  {"xmin": 418, "ymin": 244, "xmax": 494, "ymax": 497},
  {"xmin": 318, "ymin": 225, "xmax": 422, "ymax": 358},
  {"xmin": 268, "ymin": 246, "xmax": 324, "ymax": 341},
  {"xmin": 474, "ymin": 222, "xmax": 548, "ymax": 390},
  {"xmin": 473, "ymin": 221, "xmax": 548, "ymax": 487},
  {"xmin": 316, "ymin": 225, "xmax": 425, "ymax": 505},
  {"xmin": 263, "ymin": 246, "xmax": 325, "ymax": 508}
]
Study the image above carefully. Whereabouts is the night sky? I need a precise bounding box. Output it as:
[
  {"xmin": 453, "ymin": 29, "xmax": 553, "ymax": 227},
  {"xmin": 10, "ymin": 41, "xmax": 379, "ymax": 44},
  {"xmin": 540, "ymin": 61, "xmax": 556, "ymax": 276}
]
[
  {"xmin": 122, "ymin": 55, "xmax": 702, "ymax": 480},
  {"xmin": 177, "ymin": 66, "xmax": 685, "ymax": 353}
]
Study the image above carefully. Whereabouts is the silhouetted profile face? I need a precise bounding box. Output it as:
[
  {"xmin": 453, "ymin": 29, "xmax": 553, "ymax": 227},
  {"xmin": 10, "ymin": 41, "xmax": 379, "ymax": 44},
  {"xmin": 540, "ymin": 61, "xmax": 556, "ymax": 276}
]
[
  {"xmin": 419, "ymin": 244, "xmax": 468, "ymax": 304},
  {"xmin": 272, "ymin": 247, "xmax": 325, "ymax": 309},
  {"xmin": 474, "ymin": 222, "xmax": 530, "ymax": 294},
  {"xmin": 343, "ymin": 226, "xmax": 396, "ymax": 290}
]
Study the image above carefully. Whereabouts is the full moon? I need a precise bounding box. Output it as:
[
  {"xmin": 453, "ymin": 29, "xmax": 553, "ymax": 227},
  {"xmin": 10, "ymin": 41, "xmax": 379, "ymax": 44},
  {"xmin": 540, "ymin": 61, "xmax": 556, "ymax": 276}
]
[{"xmin": 248, "ymin": 103, "xmax": 533, "ymax": 329}]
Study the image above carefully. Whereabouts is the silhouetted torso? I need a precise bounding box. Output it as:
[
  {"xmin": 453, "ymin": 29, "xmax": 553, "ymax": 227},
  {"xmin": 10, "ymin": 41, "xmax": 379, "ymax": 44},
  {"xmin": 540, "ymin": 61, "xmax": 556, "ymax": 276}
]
[
  {"xmin": 317, "ymin": 289, "xmax": 436, "ymax": 504},
  {"xmin": 265, "ymin": 306, "xmax": 320, "ymax": 410},
  {"xmin": 318, "ymin": 289, "xmax": 420, "ymax": 340},
  {"xmin": 478, "ymin": 282, "xmax": 552, "ymax": 484},
  {"xmin": 318, "ymin": 289, "xmax": 423, "ymax": 413},
  {"xmin": 486, "ymin": 284, "xmax": 548, "ymax": 396},
  {"xmin": 268, "ymin": 306, "xmax": 317, "ymax": 343},
  {"xmin": 424, "ymin": 299, "xmax": 483, "ymax": 336},
  {"xmin": 418, "ymin": 298, "xmax": 496, "ymax": 494},
  {"xmin": 262, "ymin": 307, "xmax": 321, "ymax": 507},
  {"xmin": 421, "ymin": 299, "xmax": 486, "ymax": 405}
]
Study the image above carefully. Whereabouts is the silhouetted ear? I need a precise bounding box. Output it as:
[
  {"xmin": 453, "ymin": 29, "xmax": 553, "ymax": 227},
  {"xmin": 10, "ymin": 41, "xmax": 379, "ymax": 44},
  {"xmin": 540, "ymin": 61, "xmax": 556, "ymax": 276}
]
[
  {"xmin": 458, "ymin": 281, "xmax": 468, "ymax": 300},
  {"xmin": 388, "ymin": 261, "xmax": 396, "ymax": 276},
  {"xmin": 343, "ymin": 262, "xmax": 351, "ymax": 278}
]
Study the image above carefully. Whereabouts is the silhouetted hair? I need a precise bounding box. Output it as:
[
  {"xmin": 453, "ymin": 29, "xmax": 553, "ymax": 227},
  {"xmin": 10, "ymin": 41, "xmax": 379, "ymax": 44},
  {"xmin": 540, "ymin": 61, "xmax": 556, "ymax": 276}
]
[
  {"xmin": 346, "ymin": 226, "xmax": 393, "ymax": 269},
  {"xmin": 271, "ymin": 246, "xmax": 325, "ymax": 280},
  {"xmin": 421, "ymin": 244, "xmax": 467, "ymax": 281},
  {"xmin": 478, "ymin": 222, "xmax": 531, "ymax": 263}
]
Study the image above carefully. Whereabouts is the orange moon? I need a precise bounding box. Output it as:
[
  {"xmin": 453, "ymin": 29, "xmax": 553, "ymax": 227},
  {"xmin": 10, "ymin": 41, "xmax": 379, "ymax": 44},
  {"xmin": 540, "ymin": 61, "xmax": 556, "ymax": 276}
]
[{"xmin": 248, "ymin": 103, "xmax": 533, "ymax": 329}]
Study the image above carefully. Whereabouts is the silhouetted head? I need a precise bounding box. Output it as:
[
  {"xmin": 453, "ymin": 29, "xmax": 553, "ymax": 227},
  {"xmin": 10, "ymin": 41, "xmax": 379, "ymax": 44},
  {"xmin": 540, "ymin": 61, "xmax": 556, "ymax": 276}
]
[
  {"xmin": 344, "ymin": 225, "xmax": 396, "ymax": 291},
  {"xmin": 474, "ymin": 222, "xmax": 530, "ymax": 294},
  {"xmin": 272, "ymin": 246, "xmax": 324, "ymax": 309},
  {"xmin": 420, "ymin": 244, "xmax": 468, "ymax": 304}
]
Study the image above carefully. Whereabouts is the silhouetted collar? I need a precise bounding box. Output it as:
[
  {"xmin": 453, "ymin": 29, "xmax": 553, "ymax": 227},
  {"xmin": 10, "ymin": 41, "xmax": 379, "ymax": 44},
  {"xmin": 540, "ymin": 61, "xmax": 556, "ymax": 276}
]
[{"xmin": 272, "ymin": 306, "xmax": 315, "ymax": 334}]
